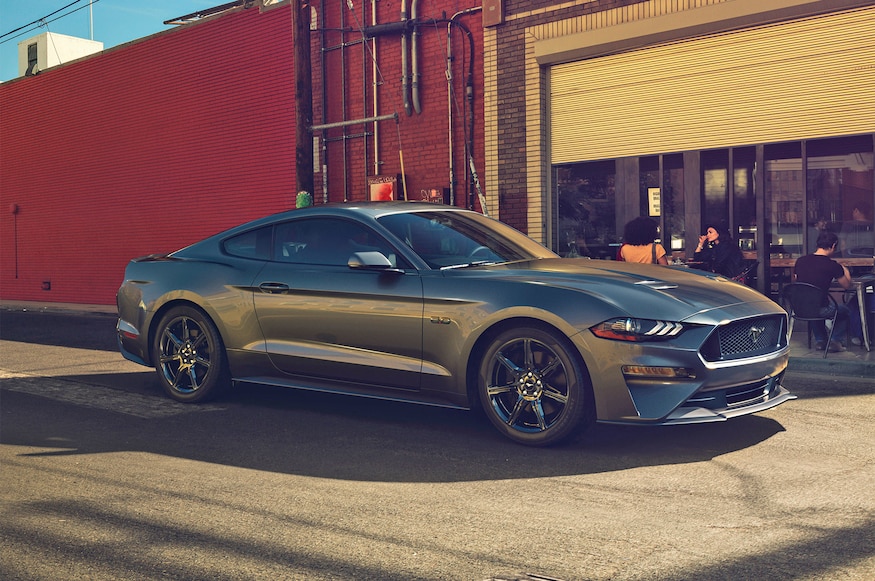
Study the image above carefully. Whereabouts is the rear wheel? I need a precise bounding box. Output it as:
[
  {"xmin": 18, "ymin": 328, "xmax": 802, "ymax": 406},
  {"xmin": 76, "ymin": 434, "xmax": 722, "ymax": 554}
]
[
  {"xmin": 478, "ymin": 326, "xmax": 593, "ymax": 446},
  {"xmin": 153, "ymin": 306, "xmax": 229, "ymax": 402}
]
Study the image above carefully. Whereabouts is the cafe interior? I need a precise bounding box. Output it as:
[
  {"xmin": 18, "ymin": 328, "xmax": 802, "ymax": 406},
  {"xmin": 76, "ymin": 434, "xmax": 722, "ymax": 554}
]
[{"xmin": 553, "ymin": 132, "xmax": 875, "ymax": 301}]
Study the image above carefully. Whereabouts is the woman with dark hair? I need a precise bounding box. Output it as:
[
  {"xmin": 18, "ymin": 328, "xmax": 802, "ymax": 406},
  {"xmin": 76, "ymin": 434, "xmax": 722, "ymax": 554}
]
[
  {"xmin": 618, "ymin": 216, "xmax": 668, "ymax": 264},
  {"xmin": 693, "ymin": 223, "xmax": 743, "ymax": 277}
]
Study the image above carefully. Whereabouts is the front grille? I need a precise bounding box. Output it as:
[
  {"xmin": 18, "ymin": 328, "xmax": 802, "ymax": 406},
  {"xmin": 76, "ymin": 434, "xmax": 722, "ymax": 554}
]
[{"xmin": 700, "ymin": 315, "xmax": 787, "ymax": 362}]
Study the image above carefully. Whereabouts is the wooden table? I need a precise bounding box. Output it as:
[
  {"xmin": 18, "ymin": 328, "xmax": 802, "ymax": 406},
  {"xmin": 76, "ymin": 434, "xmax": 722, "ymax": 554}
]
[{"xmin": 770, "ymin": 257, "xmax": 874, "ymax": 269}]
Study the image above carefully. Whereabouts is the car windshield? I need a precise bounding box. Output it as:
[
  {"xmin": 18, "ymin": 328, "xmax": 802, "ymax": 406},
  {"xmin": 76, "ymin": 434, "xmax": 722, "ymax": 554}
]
[{"xmin": 378, "ymin": 210, "xmax": 556, "ymax": 269}]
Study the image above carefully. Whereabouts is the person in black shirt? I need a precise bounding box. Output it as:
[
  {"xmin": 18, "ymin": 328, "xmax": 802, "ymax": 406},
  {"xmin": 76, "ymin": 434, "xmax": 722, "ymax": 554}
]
[
  {"xmin": 793, "ymin": 230, "xmax": 857, "ymax": 351},
  {"xmin": 693, "ymin": 224, "xmax": 743, "ymax": 277}
]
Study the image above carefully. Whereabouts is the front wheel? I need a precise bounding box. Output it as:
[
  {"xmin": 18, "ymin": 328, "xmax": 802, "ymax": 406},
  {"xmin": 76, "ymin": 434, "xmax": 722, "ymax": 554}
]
[
  {"xmin": 478, "ymin": 326, "xmax": 594, "ymax": 446},
  {"xmin": 153, "ymin": 306, "xmax": 230, "ymax": 403}
]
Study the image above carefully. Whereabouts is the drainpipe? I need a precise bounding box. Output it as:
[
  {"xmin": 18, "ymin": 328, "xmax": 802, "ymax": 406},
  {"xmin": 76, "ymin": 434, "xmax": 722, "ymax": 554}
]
[
  {"xmin": 448, "ymin": 10, "xmax": 480, "ymax": 210},
  {"xmin": 445, "ymin": 9, "xmax": 478, "ymax": 207},
  {"xmin": 372, "ymin": 0, "xmax": 380, "ymax": 175},
  {"xmin": 411, "ymin": 0, "xmax": 421, "ymax": 114},
  {"xmin": 446, "ymin": 19, "xmax": 456, "ymax": 206},
  {"xmin": 401, "ymin": 0, "xmax": 411, "ymax": 116}
]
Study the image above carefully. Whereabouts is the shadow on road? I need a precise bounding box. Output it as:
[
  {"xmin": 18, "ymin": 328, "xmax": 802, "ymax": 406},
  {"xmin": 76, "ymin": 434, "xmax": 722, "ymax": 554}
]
[
  {"xmin": 0, "ymin": 310, "xmax": 118, "ymax": 351},
  {"xmin": 3, "ymin": 371, "xmax": 788, "ymax": 484}
]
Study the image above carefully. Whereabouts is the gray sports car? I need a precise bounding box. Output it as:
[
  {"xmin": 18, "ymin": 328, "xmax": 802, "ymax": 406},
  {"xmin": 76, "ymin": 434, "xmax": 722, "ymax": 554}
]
[{"xmin": 117, "ymin": 202, "xmax": 794, "ymax": 445}]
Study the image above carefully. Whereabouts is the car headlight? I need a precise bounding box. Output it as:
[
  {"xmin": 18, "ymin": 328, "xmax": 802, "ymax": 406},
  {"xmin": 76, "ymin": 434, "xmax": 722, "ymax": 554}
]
[{"xmin": 590, "ymin": 317, "xmax": 684, "ymax": 342}]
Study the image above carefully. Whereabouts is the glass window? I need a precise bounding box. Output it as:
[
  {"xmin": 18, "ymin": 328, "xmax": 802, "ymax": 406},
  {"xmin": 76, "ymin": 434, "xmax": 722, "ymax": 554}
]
[
  {"xmin": 765, "ymin": 142, "xmax": 803, "ymax": 258},
  {"xmin": 733, "ymin": 147, "xmax": 757, "ymax": 253},
  {"xmin": 553, "ymin": 160, "xmax": 617, "ymax": 259},
  {"xmin": 26, "ymin": 43, "xmax": 37, "ymax": 76},
  {"xmin": 379, "ymin": 210, "xmax": 547, "ymax": 269},
  {"xmin": 702, "ymin": 149, "xmax": 729, "ymax": 229},
  {"xmin": 275, "ymin": 218, "xmax": 401, "ymax": 267},
  {"xmin": 639, "ymin": 156, "xmax": 660, "ymax": 220},
  {"xmin": 807, "ymin": 135, "xmax": 874, "ymax": 257},
  {"xmin": 662, "ymin": 153, "xmax": 685, "ymax": 253},
  {"xmin": 223, "ymin": 226, "xmax": 272, "ymax": 260}
]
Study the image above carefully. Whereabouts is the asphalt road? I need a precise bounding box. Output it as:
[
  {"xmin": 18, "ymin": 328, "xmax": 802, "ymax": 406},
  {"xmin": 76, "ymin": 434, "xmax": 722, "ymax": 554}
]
[{"xmin": 1, "ymin": 309, "xmax": 873, "ymax": 580}]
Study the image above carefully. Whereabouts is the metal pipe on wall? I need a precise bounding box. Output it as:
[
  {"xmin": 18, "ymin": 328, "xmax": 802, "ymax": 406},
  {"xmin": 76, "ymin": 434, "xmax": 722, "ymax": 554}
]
[
  {"xmin": 400, "ymin": 0, "xmax": 411, "ymax": 116},
  {"xmin": 446, "ymin": 18, "xmax": 456, "ymax": 206},
  {"xmin": 372, "ymin": 0, "xmax": 380, "ymax": 176},
  {"xmin": 411, "ymin": 0, "xmax": 421, "ymax": 114},
  {"xmin": 446, "ymin": 9, "xmax": 480, "ymax": 208},
  {"xmin": 320, "ymin": 0, "xmax": 328, "ymax": 202}
]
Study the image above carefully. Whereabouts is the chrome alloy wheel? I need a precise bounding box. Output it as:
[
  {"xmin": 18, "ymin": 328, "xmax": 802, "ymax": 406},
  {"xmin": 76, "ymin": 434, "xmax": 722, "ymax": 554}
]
[
  {"xmin": 153, "ymin": 305, "xmax": 229, "ymax": 402},
  {"xmin": 478, "ymin": 325, "xmax": 593, "ymax": 446},
  {"xmin": 158, "ymin": 314, "xmax": 213, "ymax": 394},
  {"xmin": 485, "ymin": 336, "xmax": 570, "ymax": 432}
]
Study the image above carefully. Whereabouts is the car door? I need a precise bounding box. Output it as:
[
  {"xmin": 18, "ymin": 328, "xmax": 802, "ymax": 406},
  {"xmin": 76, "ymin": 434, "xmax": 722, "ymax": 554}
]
[{"xmin": 253, "ymin": 217, "xmax": 425, "ymax": 391}]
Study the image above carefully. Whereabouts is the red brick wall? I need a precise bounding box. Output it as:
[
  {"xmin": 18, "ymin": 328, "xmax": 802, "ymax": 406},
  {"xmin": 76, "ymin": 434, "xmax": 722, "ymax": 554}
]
[
  {"xmin": 0, "ymin": 2, "xmax": 486, "ymax": 306},
  {"xmin": 315, "ymin": 1, "xmax": 485, "ymax": 208}
]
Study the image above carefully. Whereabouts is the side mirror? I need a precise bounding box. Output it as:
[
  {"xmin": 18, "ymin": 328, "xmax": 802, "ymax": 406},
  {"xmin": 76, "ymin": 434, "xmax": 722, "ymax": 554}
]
[{"xmin": 348, "ymin": 251, "xmax": 403, "ymax": 273}]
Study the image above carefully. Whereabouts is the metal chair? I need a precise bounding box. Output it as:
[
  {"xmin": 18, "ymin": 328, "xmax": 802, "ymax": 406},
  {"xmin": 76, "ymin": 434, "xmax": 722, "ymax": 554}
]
[
  {"xmin": 731, "ymin": 260, "xmax": 759, "ymax": 287},
  {"xmin": 780, "ymin": 282, "xmax": 841, "ymax": 358}
]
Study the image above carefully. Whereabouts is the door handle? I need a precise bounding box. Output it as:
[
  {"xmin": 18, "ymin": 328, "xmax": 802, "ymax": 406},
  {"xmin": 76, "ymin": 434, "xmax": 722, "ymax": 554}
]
[{"xmin": 259, "ymin": 282, "xmax": 290, "ymax": 294}]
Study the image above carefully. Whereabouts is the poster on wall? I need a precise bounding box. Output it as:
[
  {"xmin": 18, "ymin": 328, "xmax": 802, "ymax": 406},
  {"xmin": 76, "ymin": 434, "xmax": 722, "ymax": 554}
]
[
  {"xmin": 648, "ymin": 187, "xmax": 661, "ymax": 216},
  {"xmin": 368, "ymin": 175, "xmax": 398, "ymax": 201},
  {"xmin": 419, "ymin": 188, "xmax": 447, "ymax": 204}
]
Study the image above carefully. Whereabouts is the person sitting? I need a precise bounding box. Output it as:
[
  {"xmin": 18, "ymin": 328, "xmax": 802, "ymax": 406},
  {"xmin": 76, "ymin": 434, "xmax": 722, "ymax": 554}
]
[
  {"xmin": 793, "ymin": 230, "xmax": 863, "ymax": 352},
  {"xmin": 693, "ymin": 223, "xmax": 743, "ymax": 277},
  {"xmin": 840, "ymin": 201, "xmax": 873, "ymax": 258},
  {"xmin": 617, "ymin": 217, "xmax": 668, "ymax": 264}
]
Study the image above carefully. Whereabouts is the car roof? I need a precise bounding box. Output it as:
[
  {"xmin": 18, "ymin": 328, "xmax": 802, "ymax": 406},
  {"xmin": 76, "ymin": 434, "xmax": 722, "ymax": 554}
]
[
  {"xmin": 284, "ymin": 201, "xmax": 469, "ymax": 219},
  {"xmin": 186, "ymin": 202, "xmax": 477, "ymax": 249}
]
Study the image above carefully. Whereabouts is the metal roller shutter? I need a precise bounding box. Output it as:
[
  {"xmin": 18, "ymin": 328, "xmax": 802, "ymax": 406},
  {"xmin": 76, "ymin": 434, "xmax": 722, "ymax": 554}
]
[{"xmin": 550, "ymin": 6, "xmax": 875, "ymax": 164}]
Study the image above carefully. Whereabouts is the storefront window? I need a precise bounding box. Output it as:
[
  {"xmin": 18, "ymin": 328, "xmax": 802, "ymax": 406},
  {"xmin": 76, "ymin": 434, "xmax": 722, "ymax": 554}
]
[
  {"xmin": 765, "ymin": 142, "xmax": 803, "ymax": 258},
  {"xmin": 550, "ymin": 133, "xmax": 871, "ymax": 282},
  {"xmin": 554, "ymin": 160, "xmax": 617, "ymax": 259},
  {"xmin": 806, "ymin": 135, "xmax": 874, "ymax": 257},
  {"xmin": 702, "ymin": 150, "xmax": 729, "ymax": 231},
  {"xmin": 662, "ymin": 154, "xmax": 685, "ymax": 254},
  {"xmin": 733, "ymin": 147, "xmax": 757, "ymax": 253},
  {"xmin": 639, "ymin": 155, "xmax": 687, "ymax": 256},
  {"xmin": 640, "ymin": 156, "xmax": 660, "ymax": 220}
]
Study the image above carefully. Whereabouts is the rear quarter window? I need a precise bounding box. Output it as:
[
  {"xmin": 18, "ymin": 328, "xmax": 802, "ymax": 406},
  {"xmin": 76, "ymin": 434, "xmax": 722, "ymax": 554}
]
[{"xmin": 224, "ymin": 227, "xmax": 272, "ymax": 259}]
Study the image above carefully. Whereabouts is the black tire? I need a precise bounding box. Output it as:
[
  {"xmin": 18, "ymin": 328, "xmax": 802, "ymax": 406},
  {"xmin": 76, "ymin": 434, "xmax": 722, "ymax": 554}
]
[
  {"xmin": 152, "ymin": 305, "xmax": 230, "ymax": 403},
  {"xmin": 477, "ymin": 326, "xmax": 594, "ymax": 446}
]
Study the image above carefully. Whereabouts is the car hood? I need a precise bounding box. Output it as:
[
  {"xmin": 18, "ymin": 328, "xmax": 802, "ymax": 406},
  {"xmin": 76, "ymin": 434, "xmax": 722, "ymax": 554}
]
[{"xmin": 473, "ymin": 258, "xmax": 779, "ymax": 322}]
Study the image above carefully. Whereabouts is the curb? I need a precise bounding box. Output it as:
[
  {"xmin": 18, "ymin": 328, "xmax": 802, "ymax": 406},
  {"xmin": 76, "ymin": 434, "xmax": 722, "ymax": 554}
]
[
  {"xmin": 1, "ymin": 301, "xmax": 116, "ymax": 316},
  {"xmin": 786, "ymin": 356, "xmax": 873, "ymax": 378}
]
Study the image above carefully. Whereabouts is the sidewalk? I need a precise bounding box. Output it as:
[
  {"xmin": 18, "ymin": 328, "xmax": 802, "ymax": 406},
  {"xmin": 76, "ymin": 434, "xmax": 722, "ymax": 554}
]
[{"xmin": 2, "ymin": 300, "xmax": 874, "ymax": 378}]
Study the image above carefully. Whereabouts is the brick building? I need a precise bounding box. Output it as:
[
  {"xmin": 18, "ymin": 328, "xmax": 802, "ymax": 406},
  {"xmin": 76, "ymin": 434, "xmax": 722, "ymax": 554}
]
[
  {"xmin": 2, "ymin": 0, "xmax": 873, "ymax": 307},
  {"xmin": 1, "ymin": 1, "xmax": 486, "ymax": 305}
]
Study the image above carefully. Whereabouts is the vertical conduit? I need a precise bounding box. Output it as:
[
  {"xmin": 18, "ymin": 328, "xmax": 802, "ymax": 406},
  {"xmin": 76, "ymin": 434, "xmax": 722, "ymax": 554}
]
[
  {"xmin": 446, "ymin": 19, "xmax": 455, "ymax": 206},
  {"xmin": 401, "ymin": 0, "xmax": 411, "ymax": 116},
  {"xmin": 411, "ymin": 0, "xmax": 421, "ymax": 114},
  {"xmin": 319, "ymin": 0, "xmax": 329, "ymax": 202},
  {"xmin": 341, "ymin": 4, "xmax": 349, "ymax": 201},
  {"xmin": 360, "ymin": 2, "xmax": 369, "ymax": 184},
  {"xmin": 372, "ymin": 0, "xmax": 381, "ymax": 175}
]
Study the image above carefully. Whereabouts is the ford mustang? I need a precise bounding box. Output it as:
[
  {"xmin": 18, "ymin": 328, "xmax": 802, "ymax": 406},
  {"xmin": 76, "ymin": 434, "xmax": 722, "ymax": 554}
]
[{"xmin": 117, "ymin": 202, "xmax": 794, "ymax": 445}]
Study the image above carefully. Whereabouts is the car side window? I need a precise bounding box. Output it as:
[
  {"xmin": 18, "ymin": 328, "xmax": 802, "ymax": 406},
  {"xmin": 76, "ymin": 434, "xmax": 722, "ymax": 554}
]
[
  {"xmin": 223, "ymin": 226, "xmax": 272, "ymax": 260},
  {"xmin": 274, "ymin": 218, "xmax": 406, "ymax": 267}
]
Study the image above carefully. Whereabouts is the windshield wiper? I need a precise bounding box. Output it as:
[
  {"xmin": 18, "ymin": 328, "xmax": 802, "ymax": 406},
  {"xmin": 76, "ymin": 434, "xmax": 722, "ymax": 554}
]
[{"xmin": 440, "ymin": 260, "xmax": 499, "ymax": 270}]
